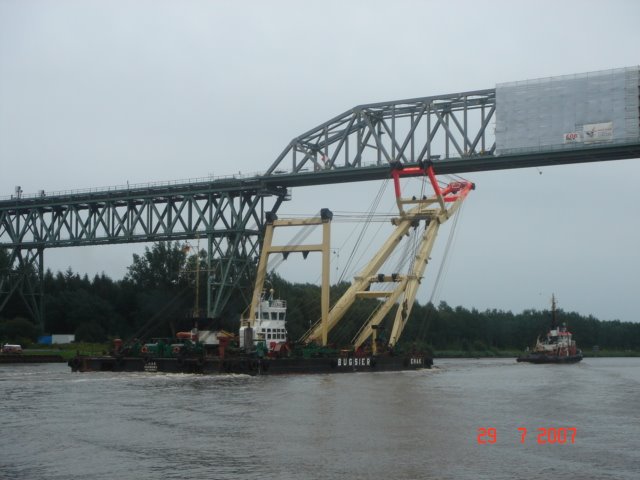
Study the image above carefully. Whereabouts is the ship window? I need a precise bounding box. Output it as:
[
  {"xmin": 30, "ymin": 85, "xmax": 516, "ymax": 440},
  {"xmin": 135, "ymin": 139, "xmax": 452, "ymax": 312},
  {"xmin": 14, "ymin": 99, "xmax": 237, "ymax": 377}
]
[
  {"xmin": 278, "ymin": 313, "xmax": 285, "ymax": 320},
  {"xmin": 262, "ymin": 312, "xmax": 269, "ymax": 320},
  {"xmin": 271, "ymin": 313, "xmax": 277, "ymax": 320}
]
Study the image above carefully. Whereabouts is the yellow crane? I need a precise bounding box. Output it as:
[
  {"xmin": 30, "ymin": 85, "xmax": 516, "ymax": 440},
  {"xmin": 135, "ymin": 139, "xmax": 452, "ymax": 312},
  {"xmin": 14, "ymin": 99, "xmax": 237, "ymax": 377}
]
[{"xmin": 248, "ymin": 164, "xmax": 473, "ymax": 350}]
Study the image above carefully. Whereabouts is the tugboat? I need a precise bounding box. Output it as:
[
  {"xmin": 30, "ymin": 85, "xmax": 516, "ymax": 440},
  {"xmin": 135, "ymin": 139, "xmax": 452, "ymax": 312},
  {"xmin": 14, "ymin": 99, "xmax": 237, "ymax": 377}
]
[
  {"xmin": 517, "ymin": 295, "xmax": 583, "ymax": 364},
  {"xmin": 68, "ymin": 164, "xmax": 473, "ymax": 375}
]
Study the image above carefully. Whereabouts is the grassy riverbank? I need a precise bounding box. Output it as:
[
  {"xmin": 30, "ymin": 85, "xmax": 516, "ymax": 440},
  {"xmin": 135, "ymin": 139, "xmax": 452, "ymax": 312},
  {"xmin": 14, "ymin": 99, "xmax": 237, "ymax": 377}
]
[
  {"xmin": 582, "ymin": 349, "xmax": 640, "ymax": 357},
  {"xmin": 24, "ymin": 343, "xmax": 109, "ymax": 361}
]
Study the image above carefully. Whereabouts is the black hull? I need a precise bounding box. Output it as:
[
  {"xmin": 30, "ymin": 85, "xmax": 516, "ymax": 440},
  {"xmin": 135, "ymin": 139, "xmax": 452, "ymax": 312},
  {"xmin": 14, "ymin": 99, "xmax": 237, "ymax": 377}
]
[
  {"xmin": 516, "ymin": 353, "xmax": 583, "ymax": 364},
  {"xmin": 68, "ymin": 354, "xmax": 432, "ymax": 375}
]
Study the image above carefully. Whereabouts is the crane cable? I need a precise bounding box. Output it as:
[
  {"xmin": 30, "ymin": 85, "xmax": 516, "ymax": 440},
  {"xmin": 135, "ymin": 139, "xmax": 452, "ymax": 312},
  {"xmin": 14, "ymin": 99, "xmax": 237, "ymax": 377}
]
[
  {"xmin": 337, "ymin": 179, "xmax": 389, "ymax": 284},
  {"xmin": 416, "ymin": 199, "xmax": 466, "ymax": 342}
]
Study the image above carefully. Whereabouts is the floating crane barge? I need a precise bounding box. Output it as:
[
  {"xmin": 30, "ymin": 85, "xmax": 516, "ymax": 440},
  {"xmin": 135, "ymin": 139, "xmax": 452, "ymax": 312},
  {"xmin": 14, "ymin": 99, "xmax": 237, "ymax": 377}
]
[{"xmin": 69, "ymin": 164, "xmax": 473, "ymax": 375}]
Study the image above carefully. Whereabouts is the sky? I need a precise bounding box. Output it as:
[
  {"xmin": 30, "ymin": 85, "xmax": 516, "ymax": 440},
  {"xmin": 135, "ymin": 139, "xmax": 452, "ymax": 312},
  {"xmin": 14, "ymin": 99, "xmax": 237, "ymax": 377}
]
[{"xmin": 1, "ymin": 0, "xmax": 639, "ymax": 322}]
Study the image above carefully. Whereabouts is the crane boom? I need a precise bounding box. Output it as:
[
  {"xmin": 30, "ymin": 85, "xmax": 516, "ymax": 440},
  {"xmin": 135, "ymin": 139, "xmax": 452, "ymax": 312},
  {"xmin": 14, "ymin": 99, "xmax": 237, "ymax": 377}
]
[{"xmin": 301, "ymin": 164, "xmax": 473, "ymax": 347}]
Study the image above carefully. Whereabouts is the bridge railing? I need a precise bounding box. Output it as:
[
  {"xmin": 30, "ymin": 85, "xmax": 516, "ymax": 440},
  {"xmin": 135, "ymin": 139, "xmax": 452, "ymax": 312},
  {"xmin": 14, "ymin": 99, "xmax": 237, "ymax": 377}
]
[{"xmin": 1, "ymin": 170, "xmax": 267, "ymax": 203}]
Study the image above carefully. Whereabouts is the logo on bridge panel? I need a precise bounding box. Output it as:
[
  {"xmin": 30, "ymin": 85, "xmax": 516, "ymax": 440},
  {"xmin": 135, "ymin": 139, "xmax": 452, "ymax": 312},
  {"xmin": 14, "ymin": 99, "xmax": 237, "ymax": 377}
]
[
  {"xmin": 565, "ymin": 122, "xmax": 613, "ymax": 144},
  {"xmin": 583, "ymin": 122, "xmax": 613, "ymax": 144},
  {"xmin": 563, "ymin": 132, "xmax": 581, "ymax": 143}
]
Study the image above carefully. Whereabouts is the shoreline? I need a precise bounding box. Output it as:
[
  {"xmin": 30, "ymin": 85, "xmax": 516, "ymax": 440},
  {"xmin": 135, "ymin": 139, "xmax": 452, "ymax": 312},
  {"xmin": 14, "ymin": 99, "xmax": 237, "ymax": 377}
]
[
  {"xmin": 433, "ymin": 351, "xmax": 640, "ymax": 358},
  {"xmin": 0, "ymin": 354, "xmax": 65, "ymax": 364}
]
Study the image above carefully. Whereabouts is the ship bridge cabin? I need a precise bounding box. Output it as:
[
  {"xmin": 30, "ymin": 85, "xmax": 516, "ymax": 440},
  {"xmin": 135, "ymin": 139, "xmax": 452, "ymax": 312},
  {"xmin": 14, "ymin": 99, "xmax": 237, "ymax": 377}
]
[{"xmin": 239, "ymin": 289, "xmax": 288, "ymax": 350}]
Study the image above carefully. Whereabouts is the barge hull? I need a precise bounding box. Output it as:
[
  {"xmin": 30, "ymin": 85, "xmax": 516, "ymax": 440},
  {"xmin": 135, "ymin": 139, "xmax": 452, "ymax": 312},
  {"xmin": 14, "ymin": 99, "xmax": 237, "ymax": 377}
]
[{"xmin": 69, "ymin": 355, "xmax": 432, "ymax": 375}]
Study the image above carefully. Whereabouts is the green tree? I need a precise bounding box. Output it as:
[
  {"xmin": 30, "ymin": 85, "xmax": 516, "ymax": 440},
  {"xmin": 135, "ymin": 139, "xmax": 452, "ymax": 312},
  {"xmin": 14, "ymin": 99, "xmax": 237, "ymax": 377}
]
[
  {"xmin": 123, "ymin": 242, "xmax": 194, "ymax": 339},
  {"xmin": 125, "ymin": 241, "xmax": 189, "ymax": 289},
  {"xmin": 75, "ymin": 322, "xmax": 107, "ymax": 343},
  {"xmin": 0, "ymin": 317, "xmax": 40, "ymax": 345}
]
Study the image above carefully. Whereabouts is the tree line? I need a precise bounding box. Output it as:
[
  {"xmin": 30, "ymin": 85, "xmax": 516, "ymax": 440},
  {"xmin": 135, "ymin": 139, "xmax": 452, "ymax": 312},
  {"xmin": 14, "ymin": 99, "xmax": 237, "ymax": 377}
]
[{"xmin": 1, "ymin": 243, "xmax": 639, "ymax": 352}]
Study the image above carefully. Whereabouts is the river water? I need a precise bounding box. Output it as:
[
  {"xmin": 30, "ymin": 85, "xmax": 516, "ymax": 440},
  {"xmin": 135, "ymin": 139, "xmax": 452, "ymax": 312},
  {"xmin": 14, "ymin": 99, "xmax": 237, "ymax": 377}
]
[{"xmin": 1, "ymin": 358, "xmax": 638, "ymax": 480}]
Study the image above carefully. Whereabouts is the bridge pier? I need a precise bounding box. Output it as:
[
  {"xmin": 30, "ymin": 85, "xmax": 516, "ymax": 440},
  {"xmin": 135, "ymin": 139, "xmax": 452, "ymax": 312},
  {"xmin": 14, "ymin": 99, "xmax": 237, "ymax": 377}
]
[{"xmin": 0, "ymin": 247, "xmax": 45, "ymax": 328}]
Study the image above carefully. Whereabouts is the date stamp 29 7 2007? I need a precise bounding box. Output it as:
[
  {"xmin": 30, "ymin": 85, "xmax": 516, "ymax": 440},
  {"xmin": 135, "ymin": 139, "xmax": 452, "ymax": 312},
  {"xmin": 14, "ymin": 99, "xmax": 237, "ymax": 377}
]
[{"xmin": 477, "ymin": 427, "xmax": 577, "ymax": 445}]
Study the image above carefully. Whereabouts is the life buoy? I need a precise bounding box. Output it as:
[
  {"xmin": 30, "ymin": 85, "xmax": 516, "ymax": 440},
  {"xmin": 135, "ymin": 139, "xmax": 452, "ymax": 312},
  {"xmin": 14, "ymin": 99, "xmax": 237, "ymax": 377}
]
[
  {"xmin": 141, "ymin": 346, "xmax": 148, "ymax": 354},
  {"xmin": 172, "ymin": 346, "xmax": 180, "ymax": 354}
]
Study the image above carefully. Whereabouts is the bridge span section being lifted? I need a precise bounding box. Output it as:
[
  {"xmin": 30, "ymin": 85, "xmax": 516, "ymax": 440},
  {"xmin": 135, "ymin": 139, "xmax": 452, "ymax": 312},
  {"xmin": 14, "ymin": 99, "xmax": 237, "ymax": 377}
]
[{"xmin": 1, "ymin": 66, "xmax": 639, "ymax": 326}]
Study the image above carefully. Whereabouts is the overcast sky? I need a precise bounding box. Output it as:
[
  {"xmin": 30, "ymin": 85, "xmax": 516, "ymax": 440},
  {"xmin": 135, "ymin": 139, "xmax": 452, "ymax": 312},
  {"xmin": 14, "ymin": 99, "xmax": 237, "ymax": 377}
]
[{"xmin": 1, "ymin": 0, "xmax": 639, "ymax": 322}]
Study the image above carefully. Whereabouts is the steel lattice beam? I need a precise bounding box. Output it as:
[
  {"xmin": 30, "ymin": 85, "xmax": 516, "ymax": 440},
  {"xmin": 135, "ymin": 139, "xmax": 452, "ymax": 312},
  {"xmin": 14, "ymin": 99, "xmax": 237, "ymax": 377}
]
[
  {"xmin": 266, "ymin": 89, "xmax": 497, "ymax": 176},
  {"xmin": 0, "ymin": 191, "xmax": 284, "ymax": 249},
  {"xmin": 0, "ymin": 182, "xmax": 289, "ymax": 323}
]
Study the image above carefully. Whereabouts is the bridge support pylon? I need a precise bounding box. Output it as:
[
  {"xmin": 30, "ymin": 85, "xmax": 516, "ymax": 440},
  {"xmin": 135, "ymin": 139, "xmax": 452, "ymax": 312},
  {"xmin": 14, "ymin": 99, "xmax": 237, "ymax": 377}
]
[
  {"xmin": 0, "ymin": 247, "xmax": 45, "ymax": 329},
  {"xmin": 205, "ymin": 192, "xmax": 288, "ymax": 319}
]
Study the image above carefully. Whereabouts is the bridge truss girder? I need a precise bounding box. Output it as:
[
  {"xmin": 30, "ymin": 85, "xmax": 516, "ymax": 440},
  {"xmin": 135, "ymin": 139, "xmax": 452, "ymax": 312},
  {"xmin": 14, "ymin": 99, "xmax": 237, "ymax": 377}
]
[
  {"xmin": 0, "ymin": 185, "xmax": 288, "ymax": 325},
  {"xmin": 266, "ymin": 89, "xmax": 496, "ymax": 176}
]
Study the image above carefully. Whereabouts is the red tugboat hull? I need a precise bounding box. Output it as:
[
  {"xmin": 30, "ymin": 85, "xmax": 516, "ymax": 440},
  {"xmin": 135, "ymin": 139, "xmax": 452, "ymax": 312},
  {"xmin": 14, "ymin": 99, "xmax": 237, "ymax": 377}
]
[{"xmin": 516, "ymin": 353, "xmax": 583, "ymax": 364}]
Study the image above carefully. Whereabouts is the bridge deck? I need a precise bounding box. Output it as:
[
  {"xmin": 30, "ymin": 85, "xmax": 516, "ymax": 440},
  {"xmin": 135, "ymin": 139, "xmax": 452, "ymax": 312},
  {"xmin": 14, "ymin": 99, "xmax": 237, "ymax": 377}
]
[{"xmin": 3, "ymin": 143, "xmax": 639, "ymax": 211}]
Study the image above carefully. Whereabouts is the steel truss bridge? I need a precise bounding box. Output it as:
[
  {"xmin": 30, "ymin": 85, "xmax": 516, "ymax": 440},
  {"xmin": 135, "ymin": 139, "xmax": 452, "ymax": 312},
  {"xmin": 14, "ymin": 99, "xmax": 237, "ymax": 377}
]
[{"xmin": 2, "ymin": 87, "xmax": 639, "ymax": 326}]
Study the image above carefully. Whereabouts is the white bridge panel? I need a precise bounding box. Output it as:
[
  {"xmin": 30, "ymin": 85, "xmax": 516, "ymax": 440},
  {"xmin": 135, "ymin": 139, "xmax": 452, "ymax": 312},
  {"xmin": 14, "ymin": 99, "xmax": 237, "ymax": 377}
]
[{"xmin": 495, "ymin": 66, "xmax": 640, "ymax": 155}]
